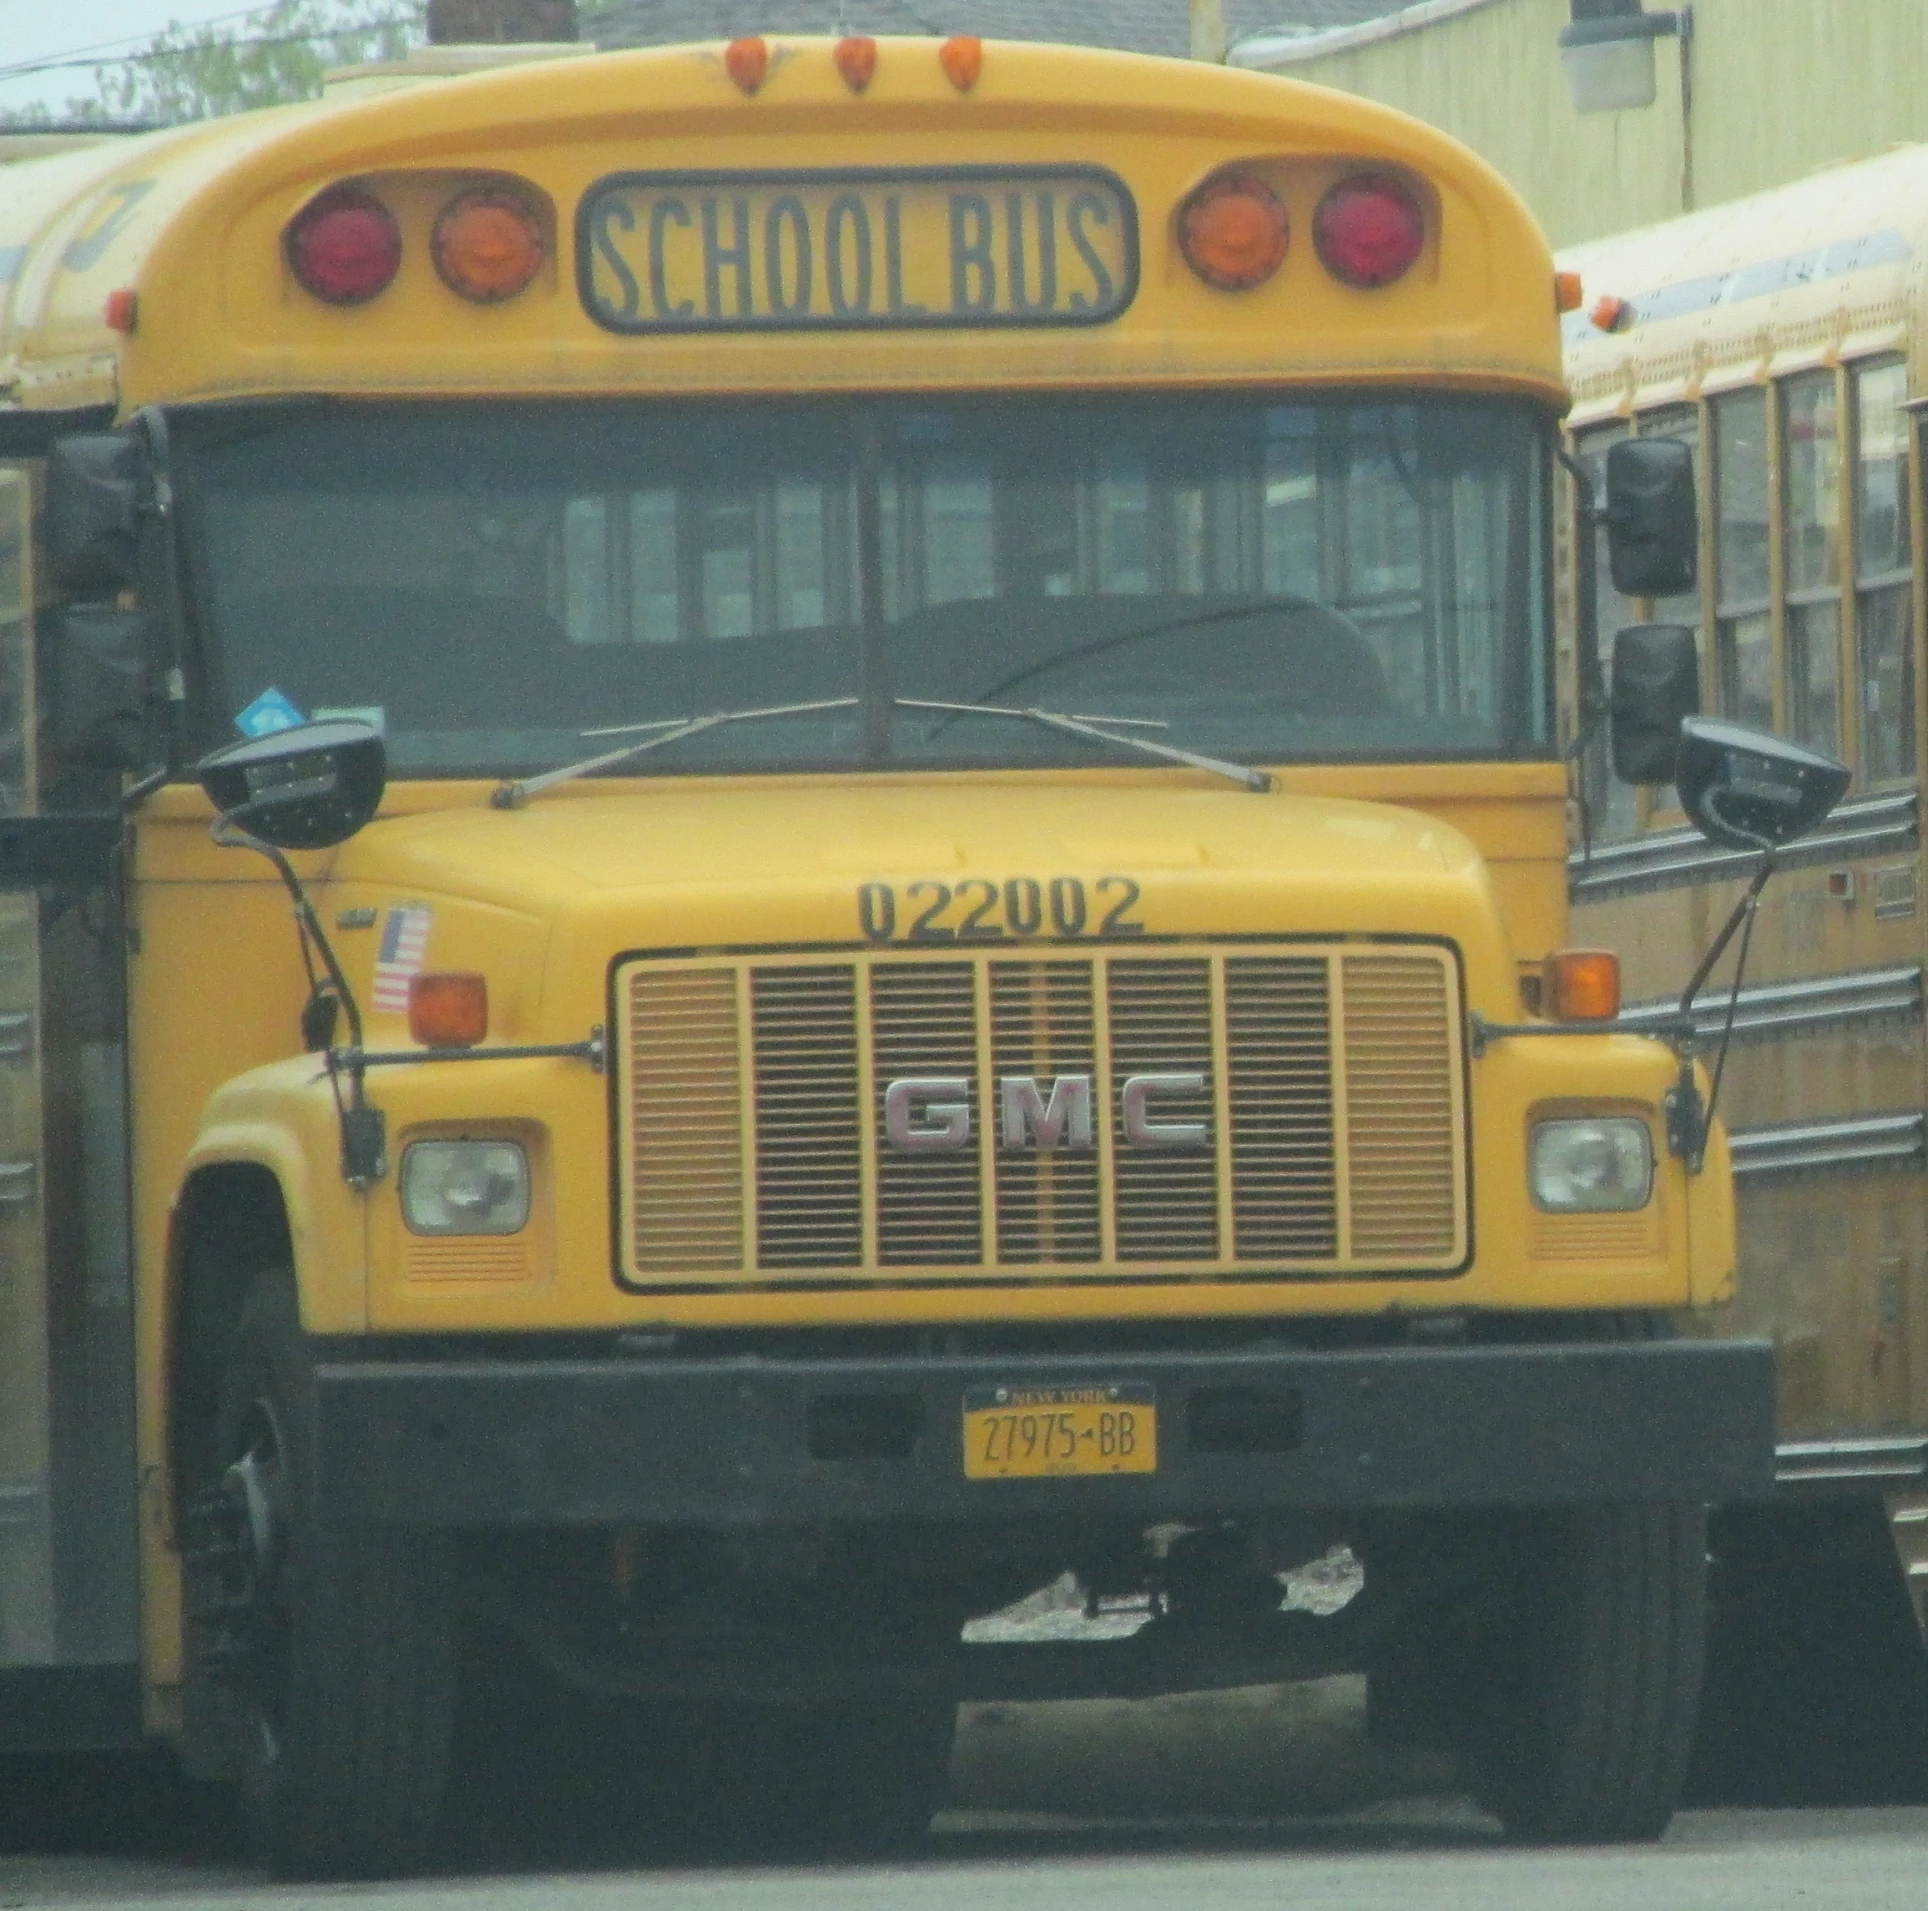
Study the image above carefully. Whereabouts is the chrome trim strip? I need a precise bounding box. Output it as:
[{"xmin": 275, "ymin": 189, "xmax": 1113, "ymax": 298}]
[
  {"xmin": 1776, "ymin": 1435, "xmax": 1928, "ymax": 1486},
  {"xmin": 1620, "ymin": 964, "xmax": 1923, "ymax": 1042},
  {"xmin": 1728, "ymin": 1110, "xmax": 1925, "ymax": 1178},
  {"xmin": 1570, "ymin": 788, "xmax": 1918, "ymax": 899}
]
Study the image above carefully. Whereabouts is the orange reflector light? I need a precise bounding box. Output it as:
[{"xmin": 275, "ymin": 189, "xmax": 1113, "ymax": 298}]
[
  {"xmin": 1313, "ymin": 172, "xmax": 1425, "ymax": 288},
  {"xmin": 432, "ymin": 187, "xmax": 545, "ymax": 303},
  {"xmin": 1554, "ymin": 269, "xmax": 1583, "ymax": 313},
  {"xmin": 939, "ymin": 35, "xmax": 983, "ymax": 91},
  {"xmin": 409, "ymin": 972, "xmax": 489, "ymax": 1050},
  {"xmin": 724, "ymin": 35, "xmax": 770, "ymax": 94},
  {"xmin": 1590, "ymin": 293, "xmax": 1631, "ymax": 332},
  {"xmin": 1543, "ymin": 949, "xmax": 1621, "ymax": 1022},
  {"xmin": 102, "ymin": 287, "xmax": 138, "ymax": 333},
  {"xmin": 286, "ymin": 185, "xmax": 402, "ymax": 306},
  {"xmin": 1178, "ymin": 172, "xmax": 1289, "ymax": 292},
  {"xmin": 835, "ymin": 34, "xmax": 878, "ymax": 91}
]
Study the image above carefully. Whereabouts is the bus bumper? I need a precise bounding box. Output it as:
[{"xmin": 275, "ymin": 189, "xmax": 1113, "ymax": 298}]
[{"xmin": 308, "ymin": 1336, "xmax": 1775, "ymax": 1525}]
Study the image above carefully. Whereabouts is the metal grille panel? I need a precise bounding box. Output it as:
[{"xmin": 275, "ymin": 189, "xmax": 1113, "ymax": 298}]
[{"xmin": 618, "ymin": 943, "xmax": 1463, "ymax": 1284}]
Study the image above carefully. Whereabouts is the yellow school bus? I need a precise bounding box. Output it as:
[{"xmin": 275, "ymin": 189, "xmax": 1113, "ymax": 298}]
[
  {"xmin": 0, "ymin": 31, "xmax": 1794, "ymax": 1875},
  {"xmin": 1562, "ymin": 146, "xmax": 1928, "ymax": 1800}
]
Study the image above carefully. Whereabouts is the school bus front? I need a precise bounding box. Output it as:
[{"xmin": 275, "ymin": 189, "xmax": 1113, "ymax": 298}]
[{"xmin": 0, "ymin": 36, "xmax": 1767, "ymax": 1875}]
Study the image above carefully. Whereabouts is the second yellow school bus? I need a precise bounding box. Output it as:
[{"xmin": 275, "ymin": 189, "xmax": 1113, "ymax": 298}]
[{"xmin": 0, "ymin": 32, "xmax": 1762, "ymax": 1873}]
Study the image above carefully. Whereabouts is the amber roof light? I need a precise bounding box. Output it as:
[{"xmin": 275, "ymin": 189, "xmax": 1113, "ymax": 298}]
[
  {"xmin": 433, "ymin": 187, "xmax": 545, "ymax": 303},
  {"xmin": 1178, "ymin": 173, "xmax": 1289, "ymax": 292}
]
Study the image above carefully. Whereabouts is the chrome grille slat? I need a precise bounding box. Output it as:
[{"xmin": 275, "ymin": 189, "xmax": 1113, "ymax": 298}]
[{"xmin": 619, "ymin": 943, "xmax": 1463, "ymax": 1283}]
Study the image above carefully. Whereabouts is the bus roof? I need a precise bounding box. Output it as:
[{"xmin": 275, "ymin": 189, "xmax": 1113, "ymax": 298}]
[
  {"xmin": 1, "ymin": 37, "xmax": 1562, "ymax": 420},
  {"xmin": 1561, "ymin": 142, "xmax": 1928, "ymax": 426}
]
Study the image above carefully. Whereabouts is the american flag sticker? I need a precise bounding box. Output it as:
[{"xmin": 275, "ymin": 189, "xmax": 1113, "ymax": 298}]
[{"xmin": 370, "ymin": 905, "xmax": 432, "ymax": 1014}]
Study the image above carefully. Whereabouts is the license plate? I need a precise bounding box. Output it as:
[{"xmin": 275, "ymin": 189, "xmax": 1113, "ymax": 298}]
[
  {"xmin": 962, "ymin": 1383, "xmax": 1156, "ymax": 1479},
  {"xmin": 579, "ymin": 166, "xmax": 1137, "ymax": 335}
]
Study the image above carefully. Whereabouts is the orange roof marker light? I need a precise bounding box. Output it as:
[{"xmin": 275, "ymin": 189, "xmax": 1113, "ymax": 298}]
[
  {"xmin": 834, "ymin": 35, "xmax": 878, "ymax": 92},
  {"xmin": 1178, "ymin": 172, "xmax": 1289, "ymax": 292},
  {"xmin": 1542, "ymin": 949, "xmax": 1621, "ymax": 1023},
  {"xmin": 939, "ymin": 35, "xmax": 983, "ymax": 92},
  {"xmin": 1313, "ymin": 173, "xmax": 1426, "ymax": 289},
  {"xmin": 285, "ymin": 185, "xmax": 402, "ymax": 306},
  {"xmin": 432, "ymin": 187, "xmax": 545, "ymax": 303},
  {"xmin": 1555, "ymin": 269, "xmax": 1583, "ymax": 313},
  {"xmin": 1590, "ymin": 293, "xmax": 1632, "ymax": 332},
  {"xmin": 102, "ymin": 287, "xmax": 138, "ymax": 334},
  {"xmin": 409, "ymin": 972, "xmax": 489, "ymax": 1050},
  {"xmin": 724, "ymin": 35, "xmax": 770, "ymax": 95}
]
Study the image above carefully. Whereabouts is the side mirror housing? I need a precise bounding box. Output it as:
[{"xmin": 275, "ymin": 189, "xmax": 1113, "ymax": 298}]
[
  {"xmin": 1605, "ymin": 436, "xmax": 1696, "ymax": 599},
  {"xmin": 45, "ymin": 605, "xmax": 151, "ymax": 770},
  {"xmin": 1677, "ymin": 716, "xmax": 1850, "ymax": 851},
  {"xmin": 45, "ymin": 435, "xmax": 140, "ymax": 596},
  {"xmin": 1609, "ymin": 622, "xmax": 1699, "ymax": 784},
  {"xmin": 196, "ymin": 720, "xmax": 386, "ymax": 850}
]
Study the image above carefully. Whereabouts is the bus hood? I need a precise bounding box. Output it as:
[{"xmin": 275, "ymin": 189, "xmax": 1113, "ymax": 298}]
[{"xmin": 330, "ymin": 776, "xmax": 1522, "ymax": 1028}]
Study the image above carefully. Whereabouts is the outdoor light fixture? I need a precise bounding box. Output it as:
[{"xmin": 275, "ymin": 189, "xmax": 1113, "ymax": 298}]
[{"xmin": 1560, "ymin": 0, "xmax": 1689, "ymax": 113}]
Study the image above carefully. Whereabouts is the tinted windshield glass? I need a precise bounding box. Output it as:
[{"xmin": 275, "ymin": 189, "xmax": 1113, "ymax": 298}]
[{"xmin": 190, "ymin": 396, "xmax": 1549, "ymax": 775}]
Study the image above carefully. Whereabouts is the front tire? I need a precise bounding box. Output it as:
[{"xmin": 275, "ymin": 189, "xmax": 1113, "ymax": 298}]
[
  {"xmin": 1470, "ymin": 1503, "xmax": 1706, "ymax": 1842},
  {"xmin": 182, "ymin": 1270, "xmax": 454, "ymax": 1879}
]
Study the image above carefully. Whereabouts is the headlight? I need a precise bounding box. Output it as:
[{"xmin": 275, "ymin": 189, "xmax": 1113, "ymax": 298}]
[
  {"xmin": 400, "ymin": 1140, "xmax": 530, "ymax": 1235},
  {"xmin": 1529, "ymin": 1118, "xmax": 1653, "ymax": 1212}
]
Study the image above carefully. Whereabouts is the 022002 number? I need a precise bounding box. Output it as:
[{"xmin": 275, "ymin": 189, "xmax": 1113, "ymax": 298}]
[{"xmin": 857, "ymin": 875, "xmax": 1145, "ymax": 942}]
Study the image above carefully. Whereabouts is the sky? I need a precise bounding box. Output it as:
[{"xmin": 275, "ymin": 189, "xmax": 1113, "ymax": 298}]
[{"xmin": 0, "ymin": 1, "xmax": 334, "ymax": 118}]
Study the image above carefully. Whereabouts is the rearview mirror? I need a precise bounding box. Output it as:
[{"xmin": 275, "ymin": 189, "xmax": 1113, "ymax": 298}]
[
  {"xmin": 1676, "ymin": 717, "xmax": 1849, "ymax": 852},
  {"xmin": 1610, "ymin": 623, "xmax": 1699, "ymax": 784},
  {"xmin": 45, "ymin": 435, "xmax": 140, "ymax": 596},
  {"xmin": 196, "ymin": 720, "xmax": 386, "ymax": 850},
  {"xmin": 1605, "ymin": 436, "xmax": 1696, "ymax": 599}
]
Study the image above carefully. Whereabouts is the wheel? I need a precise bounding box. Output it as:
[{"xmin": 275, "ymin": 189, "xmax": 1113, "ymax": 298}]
[
  {"xmin": 181, "ymin": 1270, "xmax": 454, "ymax": 1878},
  {"xmin": 1468, "ymin": 1502, "xmax": 1706, "ymax": 1842}
]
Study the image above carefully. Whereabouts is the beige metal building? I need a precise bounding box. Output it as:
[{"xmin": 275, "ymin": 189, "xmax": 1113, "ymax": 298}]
[{"xmin": 1235, "ymin": 0, "xmax": 1928, "ymax": 249}]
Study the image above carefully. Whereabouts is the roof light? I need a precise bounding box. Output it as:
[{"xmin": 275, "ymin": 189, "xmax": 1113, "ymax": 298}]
[
  {"xmin": 1555, "ymin": 269, "xmax": 1584, "ymax": 313},
  {"xmin": 1312, "ymin": 173, "xmax": 1426, "ymax": 289},
  {"xmin": 1178, "ymin": 172, "xmax": 1289, "ymax": 292},
  {"xmin": 724, "ymin": 36, "xmax": 769, "ymax": 94},
  {"xmin": 102, "ymin": 287, "xmax": 138, "ymax": 333},
  {"xmin": 286, "ymin": 185, "xmax": 402, "ymax": 307},
  {"xmin": 1590, "ymin": 293, "xmax": 1632, "ymax": 332},
  {"xmin": 409, "ymin": 972, "xmax": 489, "ymax": 1050},
  {"xmin": 835, "ymin": 35, "xmax": 877, "ymax": 92},
  {"xmin": 939, "ymin": 35, "xmax": 982, "ymax": 92},
  {"xmin": 432, "ymin": 187, "xmax": 545, "ymax": 303}
]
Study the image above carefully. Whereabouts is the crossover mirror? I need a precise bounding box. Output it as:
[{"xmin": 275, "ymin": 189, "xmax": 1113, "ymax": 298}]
[
  {"xmin": 45, "ymin": 434, "xmax": 141, "ymax": 596},
  {"xmin": 1605, "ymin": 435, "xmax": 1696, "ymax": 599},
  {"xmin": 1676, "ymin": 716, "xmax": 1850, "ymax": 852},
  {"xmin": 1609, "ymin": 622, "xmax": 1699, "ymax": 785},
  {"xmin": 196, "ymin": 720, "xmax": 386, "ymax": 850}
]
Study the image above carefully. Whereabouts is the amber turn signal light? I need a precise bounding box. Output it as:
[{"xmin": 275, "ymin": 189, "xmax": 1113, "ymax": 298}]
[
  {"xmin": 432, "ymin": 187, "xmax": 545, "ymax": 303},
  {"xmin": 1178, "ymin": 172, "xmax": 1289, "ymax": 292},
  {"xmin": 409, "ymin": 972, "xmax": 489, "ymax": 1049},
  {"xmin": 1543, "ymin": 949, "xmax": 1621, "ymax": 1022}
]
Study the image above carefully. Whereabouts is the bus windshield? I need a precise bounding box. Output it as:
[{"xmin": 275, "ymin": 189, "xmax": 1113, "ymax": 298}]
[{"xmin": 188, "ymin": 394, "xmax": 1550, "ymax": 777}]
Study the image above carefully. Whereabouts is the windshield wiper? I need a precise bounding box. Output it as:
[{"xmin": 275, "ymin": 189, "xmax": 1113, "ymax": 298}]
[
  {"xmin": 895, "ymin": 699, "xmax": 1273, "ymax": 793},
  {"xmin": 491, "ymin": 698, "xmax": 860, "ymax": 808}
]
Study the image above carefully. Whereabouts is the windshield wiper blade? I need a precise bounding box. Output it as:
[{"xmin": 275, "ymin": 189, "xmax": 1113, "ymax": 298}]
[
  {"xmin": 491, "ymin": 698, "xmax": 860, "ymax": 808},
  {"xmin": 895, "ymin": 698, "xmax": 1274, "ymax": 794}
]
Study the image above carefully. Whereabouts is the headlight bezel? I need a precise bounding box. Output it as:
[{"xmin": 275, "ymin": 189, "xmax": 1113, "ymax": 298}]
[
  {"xmin": 1528, "ymin": 1115, "xmax": 1656, "ymax": 1214},
  {"xmin": 399, "ymin": 1137, "xmax": 532, "ymax": 1236}
]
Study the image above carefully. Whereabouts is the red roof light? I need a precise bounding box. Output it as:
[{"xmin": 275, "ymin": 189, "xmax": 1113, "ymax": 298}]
[
  {"xmin": 286, "ymin": 186, "xmax": 401, "ymax": 306},
  {"xmin": 1313, "ymin": 174, "xmax": 1426, "ymax": 289}
]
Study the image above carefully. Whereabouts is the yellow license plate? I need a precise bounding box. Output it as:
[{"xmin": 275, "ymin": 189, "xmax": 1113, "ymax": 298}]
[
  {"xmin": 963, "ymin": 1384, "xmax": 1156, "ymax": 1479},
  {"xmin": 579, "ymin": 166, "xmax": 1137, "ymax": 335}
]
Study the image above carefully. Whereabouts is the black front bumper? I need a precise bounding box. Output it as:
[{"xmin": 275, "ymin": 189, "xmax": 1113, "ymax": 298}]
[{"xmin": 311, "ymin": 1336, "xmax": 1775, "ymax": 1526}]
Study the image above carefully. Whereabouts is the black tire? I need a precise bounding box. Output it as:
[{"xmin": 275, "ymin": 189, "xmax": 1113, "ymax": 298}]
[
  {"xmin": 1470, "ymin": 1502, "xmax": 1706, "ymax": 1843},
  {"xmin": 182, "ymin": 1269, "xmax": 454, "ymax": 1879}
]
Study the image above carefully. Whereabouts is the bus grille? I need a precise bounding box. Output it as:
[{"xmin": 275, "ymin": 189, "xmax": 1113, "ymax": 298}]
[{"xmin": 617, "ymin": 944, "xmax": 1465, "ymax": 1284}]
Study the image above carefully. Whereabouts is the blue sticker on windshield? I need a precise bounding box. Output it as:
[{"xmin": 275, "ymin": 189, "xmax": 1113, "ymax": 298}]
[{"xmin": 235, "ymin": 688, "xmax": 305, "ymax": 738}]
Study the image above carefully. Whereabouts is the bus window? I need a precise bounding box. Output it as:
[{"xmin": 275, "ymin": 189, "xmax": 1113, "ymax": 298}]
[
  {"xmin": 1712, "ymin": 388, "xmax": 1772, "ymax": 734},
  {"xmin": 1781, "ymin": 371, "xmax": 1844, "ymax": 758},
  {"xmin": 1573, "ymin": 421, "xmax": 1637, "ymax": 838},
  {"xmin": 1854, "ymin": 358, "xmax": 1915, "ymax": 785}
]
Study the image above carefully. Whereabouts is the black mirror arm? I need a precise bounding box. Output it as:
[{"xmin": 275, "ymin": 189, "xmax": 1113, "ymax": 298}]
[{"xmin": 209, "ymin": 809, "xmax": 384, "ymax": 1183}]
